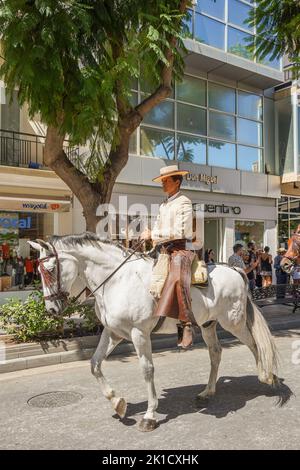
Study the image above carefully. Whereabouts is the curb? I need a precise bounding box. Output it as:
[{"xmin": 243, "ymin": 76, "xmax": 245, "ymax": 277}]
[{"xmin": 1, "ymin": 316, "xmax": 300, "ymax": 374}]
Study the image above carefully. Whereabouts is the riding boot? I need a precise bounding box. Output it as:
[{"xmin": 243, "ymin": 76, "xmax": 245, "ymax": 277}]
[{"xmin": 177, "ymin": 321, "xmax": 193, "ymax": 349}]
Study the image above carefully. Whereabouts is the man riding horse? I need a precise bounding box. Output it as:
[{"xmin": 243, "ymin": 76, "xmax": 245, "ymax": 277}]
[{"xmin": 141, "ymin": 164, "xmax": 196, "ymax": 349}]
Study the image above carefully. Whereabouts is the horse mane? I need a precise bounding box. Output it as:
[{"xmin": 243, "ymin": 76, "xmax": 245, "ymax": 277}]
[{"xmin": 49, "ymin": 232, "xmax": 150, "ymax": 259}]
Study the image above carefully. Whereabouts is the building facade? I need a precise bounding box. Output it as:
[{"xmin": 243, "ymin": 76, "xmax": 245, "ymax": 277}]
[{"xmin": 1, "ymin": 0, "xmax": 293, "ymax": 288}]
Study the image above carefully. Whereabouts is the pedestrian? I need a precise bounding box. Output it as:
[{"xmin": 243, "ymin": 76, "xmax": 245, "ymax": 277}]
[
  {"xmin": 291, "ymin": 256, "xmax": 300, "ymax": 285},
  {"xmin": 228, "ymin": 244, "xmax": 258, "ymax": 288},
  {"xmin": 274, "ymin": 247, "xmax": 288, "ymax": 298},
  {"xmin": 245, "ymin": 242, "xmax": 259, "ymax": 290},
  {"xmin": 14, "ymin": 256, "xmax": 25, "ymax": 289},
  {"xmin": 204, "ymin": 249, "xmax": 215, "ymax": 264},
  {"xmin": 260, "ymin": 246, "xmax": 273, "ymax": 287},
  {"xmin": 25, "ymin": 256, "xmax": 34, "ymax": 286}
]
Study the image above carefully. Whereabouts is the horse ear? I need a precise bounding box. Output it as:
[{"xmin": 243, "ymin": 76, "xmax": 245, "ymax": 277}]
[
  {"xmin": 28, "ymin": 241, "xmax": 42, "ymax": 251},
  {"xmin": 35, "ymin": 239, "xmax": 51, "ymax": 251}
]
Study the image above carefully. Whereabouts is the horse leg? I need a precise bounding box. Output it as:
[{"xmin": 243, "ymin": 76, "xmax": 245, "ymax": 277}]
[
  {"xmin": 197, "ymin": 321, "xmax": 222, "ymax": 400},
  {"xmin": 131, "ymin": 327, "xmax": 158, "ymax": 432},
  {"xmin": 91, "ymin": 327, "xmax": 126, "ymax": 418}
]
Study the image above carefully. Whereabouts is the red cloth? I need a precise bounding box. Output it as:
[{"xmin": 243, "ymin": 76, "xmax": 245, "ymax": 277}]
[
  {"xmin": 2, "ymin": 243, "xmax": 10, "ymax": 259},
  {"xmin": 25, "ymin": 258, "xmax": 34, "ymax": 273}
]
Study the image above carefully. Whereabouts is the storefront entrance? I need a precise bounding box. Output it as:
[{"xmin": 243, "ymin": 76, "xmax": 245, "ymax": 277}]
[{"xmin": 204, "ymin": 219, "xmax": 222, "ymax": 263}]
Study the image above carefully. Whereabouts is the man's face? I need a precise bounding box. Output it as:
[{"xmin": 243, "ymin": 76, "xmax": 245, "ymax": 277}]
[{"xmin": 161, "ymin": 176, "xmax": 180, "ymax": 195}]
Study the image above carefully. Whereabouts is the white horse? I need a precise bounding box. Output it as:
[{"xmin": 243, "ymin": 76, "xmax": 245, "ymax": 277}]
[{"xmin": 29, "ymin": 233, "xmax": 279, "ymax": 432}]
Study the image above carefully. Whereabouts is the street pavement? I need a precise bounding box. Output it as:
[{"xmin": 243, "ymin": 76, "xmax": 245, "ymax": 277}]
[{"xmin": 0, "ymin": 329, "xmax": 299, "ymax": 450}]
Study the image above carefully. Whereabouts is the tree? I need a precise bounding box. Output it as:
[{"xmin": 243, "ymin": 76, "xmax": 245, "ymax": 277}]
[
  {"xmin": 0, "ymin": 0, "xmax": 191, "ymax": 230},
  {"xmin": 248, "ymin": 0, "xmax": 300, "ymax": 73}
]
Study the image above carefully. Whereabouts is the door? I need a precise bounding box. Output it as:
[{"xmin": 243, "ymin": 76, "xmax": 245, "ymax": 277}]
[{"xmin": 204, "ymin": 219, "xmax": 222, "ymax": 262}]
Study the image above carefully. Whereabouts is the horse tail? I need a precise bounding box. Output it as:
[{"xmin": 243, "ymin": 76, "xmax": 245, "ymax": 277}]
[{"xmin": 246, "ymin": 295, "xmax": 279, "ymax": 385}]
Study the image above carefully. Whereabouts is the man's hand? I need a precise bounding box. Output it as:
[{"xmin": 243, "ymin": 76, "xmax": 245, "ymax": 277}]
[{"xmin": 140, "ymin": 228, "xmax": 152, "ymax": 241}]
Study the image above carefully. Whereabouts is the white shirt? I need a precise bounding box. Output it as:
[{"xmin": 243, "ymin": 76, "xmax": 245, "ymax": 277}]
[{"xmin": 152, "ymin": 192, "xmax": 193, "ymax": 243}]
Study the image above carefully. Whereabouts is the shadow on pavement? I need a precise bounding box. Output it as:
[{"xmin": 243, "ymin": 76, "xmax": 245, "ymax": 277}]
[{"xmin": 123, "ymin": 375, "xmax": 293, "ymax": 428}]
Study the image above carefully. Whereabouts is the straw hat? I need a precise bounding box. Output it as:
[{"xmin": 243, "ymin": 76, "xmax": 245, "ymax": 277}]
[{"xmin": 152, "ymin": 164, "xmax": 189, "ymax": 183}]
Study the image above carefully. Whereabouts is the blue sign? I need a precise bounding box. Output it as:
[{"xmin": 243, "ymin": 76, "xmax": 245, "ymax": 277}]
[{"xmin": 0, "ymin": 217, "xmax": 32, "ymax": 229}]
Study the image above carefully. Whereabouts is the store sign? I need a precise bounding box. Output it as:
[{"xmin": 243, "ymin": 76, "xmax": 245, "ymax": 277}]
[
  {"xmin": 22, "ymin": 202, "xmax": 61, "ymax": 211},
  {"xmin": 0, "ymin": 198, "xmax": 70, "ymax": 212},
  {"xmin": 185, "ymin": 173, "xmax": 218, "ymax": 185},
  {"xmin": 193, "ymin": 203, "xmax": 241, "ymax": 215},
  {"xmin": 0, "ymin": 216, "xmax": 31, "ymax": 229}
]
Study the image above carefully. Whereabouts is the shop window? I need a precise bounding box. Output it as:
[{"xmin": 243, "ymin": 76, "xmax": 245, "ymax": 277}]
[
  {"xmin": 0, "ymin": 211, "xmax": 54, "ymax": 290},
  {"xmin": 208, "ymin": 140, "xmax": 236, "ymax": 169},
  {"xmin": 177, "ymin": 103, "xmax": 206, "ymax": 135},
  {"xmin": 176, "ymin": 134, "xmax": 206, "ymax": 164},
  {"xmin": 176, "ymin": 76, "xmax": 206, "ymax": 107},
  {"xmin": 235, "ymin": 220, "xmax": 264, "ymax": 248},
  {"xmin": 140, "ymin": 127, "xmax": 175, "ymax": 159},
  {"xmin": 238, "ymin": 91, "xmax": 262, "ymax": 121},
  {"xmin": 208, "ymin": 83, "xmax": 236, "ymax": 114},
  {"xmin": 194, "ymin": 13, "xmax": 225, "ymax": 50},
  {"xmin": 209, "ymin": 111, "xmax": 236, "ymax": 141}
]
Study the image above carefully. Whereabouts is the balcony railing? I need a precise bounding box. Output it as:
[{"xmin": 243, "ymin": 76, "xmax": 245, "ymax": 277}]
[{"xmin": 0, "ymin": 129, "xmax": 79, "ymax": 169}]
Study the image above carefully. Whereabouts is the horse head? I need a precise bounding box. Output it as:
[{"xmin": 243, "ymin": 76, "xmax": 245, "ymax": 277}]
[
  {"xmin": 28, "ymin": 239, "xmax": 79, "ymax": 315},
  {"xmin": 280, "ymin": 233, "xmax": 300, "ymax": 274}
]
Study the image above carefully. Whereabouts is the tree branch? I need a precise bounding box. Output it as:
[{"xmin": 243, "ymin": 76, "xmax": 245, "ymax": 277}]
[{"xmin": 127, "ymin": 0, "xmax": 190, "ymax": 127}]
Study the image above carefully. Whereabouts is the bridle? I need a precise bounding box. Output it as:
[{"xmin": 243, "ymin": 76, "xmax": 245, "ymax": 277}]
[
  {"xmin": 38, "ymin": 243, "xmax": 69, "ymax": 302},
  {"xmin": 38, "ymin": 239, "xmax": 145, "ymax": 307}
]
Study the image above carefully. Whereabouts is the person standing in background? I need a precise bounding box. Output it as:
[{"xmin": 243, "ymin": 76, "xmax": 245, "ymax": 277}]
[
  {"xmin": 260, "ymin": 246, "xmax": 273, "ymax": 287},
  {"xmin": 204, "ymin": 249, "xmax": 215, "ymax": 265},
  {"xmin": 25, "ymin": 256, "xmax": 34, "ymax": 286},
  {"xmin": 14, "ymin": 256, "xmax": 25, "ymax": 289}
]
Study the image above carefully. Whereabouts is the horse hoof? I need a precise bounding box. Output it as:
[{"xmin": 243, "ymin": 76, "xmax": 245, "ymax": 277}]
[
  {"xmin": 115, "ymin": 398, "xmax": 127, "ymax": 419},
  {"xmin": 138, "ymin": 418, "xmax": 158, "ymax": 432},
  {"xmin": 196, "ymin": 391, "xmax": 214, "ymax": 401}
]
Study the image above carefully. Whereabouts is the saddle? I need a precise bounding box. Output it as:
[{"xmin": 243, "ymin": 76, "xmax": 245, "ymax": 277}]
[{"xmin": 149, "ymin": 253, "xmax": 208, "ymax": 299}]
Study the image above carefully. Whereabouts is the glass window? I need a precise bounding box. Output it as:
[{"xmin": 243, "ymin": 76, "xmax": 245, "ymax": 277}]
[
  {"xmin": 143, "ymin": 100, "xmax": 174, "ymax": 129},
  {"xmin": 177, "ymin": 75, "xmax": 206, "ymax": 106},
  {"xmin": 289, "ymin": 198, "xmax": 300, "ymax": 214},
  {"xmin": 258, "ymin": 50, "xmax": 281, "ymax": 70},
  {"xmin": 177, "ymin": 103, "xmax": 206, "ymax": 135},
  {"xmin": 208, "ymin": 83, "xmax": 235, "ymax": 113},
  {"xmin": 140, "ymin": 127, "xmax": 174, "ymax": 160},
  {"xmin": 182, "ymin": 9, "xmax": 193, "ymax": 38},
  {"xmin": 228, "ymin": 0, "xmax": 254, "ymax": 32},
  {"xmin": 238, "ymin": 91, "xmax": 262, "ymax": 121},
  {"xmin": 177, "ymin": 134, "xmax": 206, "ymax": 165},
  {"xmin": 129, "ymin": 129, "xmax": 137, "ymax": 155},
  {"xmin": 129, "ymin": 92, "xmax": 138, "ymax": 107},
  {"xmin": 209, "ymin": 111, "xmax": 236, "ymax": 141},
  {"xmin": 237, "ymin": 145, "xmax": 262, "ymax": 172},
  {"xmin": 195, "ymin": 13, "xmax": 225, "ymax": 50},
  {"xmin": 196, "ymin": 0, "xmax": 225, "ymax": 21},
  {"xmin": 238, "ymin": 118, "xmax": 262, "ymax": 146},
  {"xmin": 228, "ymin": 27, "xmax": 253, "ymax": 60},
  {"xmin": 208, "ymin": 140, "xmax": 236, "ymax": 168},
  {"xmin": 235, "ymin": 220, "xmax": 264, "ymax": 249}
]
